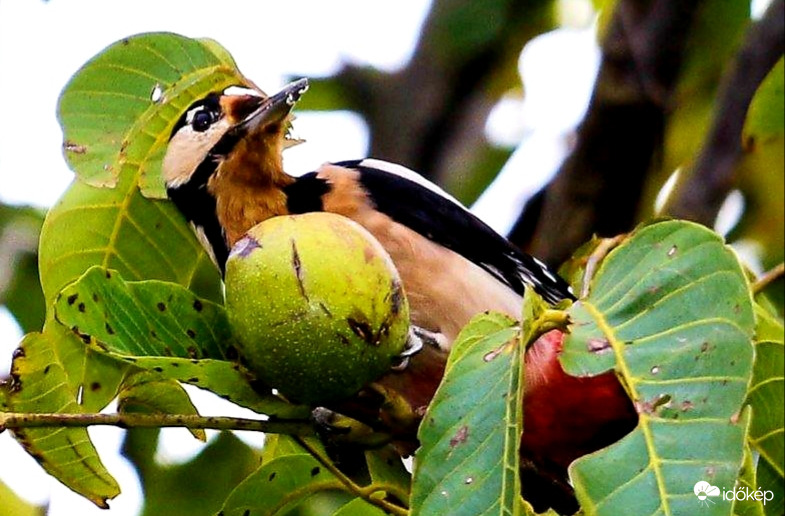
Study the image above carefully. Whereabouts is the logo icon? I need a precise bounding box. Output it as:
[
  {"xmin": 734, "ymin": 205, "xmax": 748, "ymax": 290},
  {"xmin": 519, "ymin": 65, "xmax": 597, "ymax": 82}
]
[{"xmin": 694, "ymin": 481, "xmax": 721, "ymax": 507}]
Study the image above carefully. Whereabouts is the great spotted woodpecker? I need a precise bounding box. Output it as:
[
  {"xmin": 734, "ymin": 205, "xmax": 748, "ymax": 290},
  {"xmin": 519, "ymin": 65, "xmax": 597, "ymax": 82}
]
[
  {"xmin": 163, "ymin": 78, "xmax": 575, "ymax": 344},
  {"xmin": 162, "ymin": 79, "xmax": 635, "ymax": 514}
]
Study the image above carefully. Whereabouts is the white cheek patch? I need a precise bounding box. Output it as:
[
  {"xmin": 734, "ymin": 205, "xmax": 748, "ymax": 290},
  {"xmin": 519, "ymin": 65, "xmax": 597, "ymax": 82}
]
[{"xmin": 163, "ymin": 119, "xmax": 232, "ymax": 188}]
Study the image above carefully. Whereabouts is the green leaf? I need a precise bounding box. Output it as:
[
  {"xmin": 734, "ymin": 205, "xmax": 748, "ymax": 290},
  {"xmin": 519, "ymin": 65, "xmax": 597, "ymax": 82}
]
[
  {"xmin": 365, "ymin": 446, "xmax": 411, "ymax": 507},
  {"xmin": 6, "ymin": 330, "xmax": 121, "ymax": 507},
  {"xmin": 261, "ymin": 434, "xmax": 313, "ymax": 464},
  {"xmin": 744, "ymin": 58, "xmax": 784, "ymax": 139},
  {"xmin": 10, "ymin": 322, "xmax": 129, "ymax": 416},
  {"xmin": 411, "ymin": 312, "xmax": 523, "ymax": 516},
  {"xmin": 562, "ymin": 220, "xmax": 756, "ymax": 516},
  {"xmin": 55, "ymin": 266, "xmax": 233, "ymax": 361},
  {"xmin": 218, "ymin": 453, "xmax": 355, "ymax": 515},
  {"xmin": 0, "ymin": 383, "xmax": 8, "ymax": 410},
  {"xmin": 737, "ymin": 58, "xmax": 785, "ymax": 311},
  {"xmin": 58, "ymin": 32, "xmax": 252, "ymax": 197},
  {"xmin": 520, "ymin": 284, "xmax": 569, "ymax": 347},
  {"xmin": 733, "ymin": 445, "xmax": 765, "ymax": 516},
  {"xmin": 756, "ymin": 458, "xmax": 784, "ymax": 516},
  {"xmin": 254, "ymin": 436, "xmax": 391, "ymax": 514},
  {"xmin": 747, "ymin": 340, "xmax": 784, "ymax": 477},
  {"xmin": 39, "ymin": 176, "xmax": 221, "ymax": 308},
  {"xmin": 45, "ymin": 32, "xmax": 241, "ymax": 307},
  {"xmin": 198, "ymin": 37, "xmax": 242, "ymax": 70},
  {"xmin": 119, "ymin": 357, "xmax": 304, "ymax": 418},
  {"xmin": 753, "ymin": 300, "xmax": 784, "ymax": 343},
  {"xmin": 21, "ymin": 34, "xmax": 237, "ymax": 501},
  {"xmin": 263, "ymin": 436, "xmax": 407, "ymax": 511},
  {"xmin": 118, "ymin": 372, "xmax": 206, "ymax": 441},
  {"xmin": 746, "ymin": 300, "xmax": 784, "ymax": 516},
  {"xmin": 54, "ymin": 266, "xmax": 306, "ymax": 419}
]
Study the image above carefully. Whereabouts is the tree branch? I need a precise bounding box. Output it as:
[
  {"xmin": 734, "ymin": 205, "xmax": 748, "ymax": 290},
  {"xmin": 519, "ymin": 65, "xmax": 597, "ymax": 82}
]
[
  {"xmin": 666, "ymin": 0, "xmax": 785, "ymax": 224},
  {"xmin": 509, "ymin": 0, "xmax": 705, "ymax": 265},
  {"xmin": 753, "ymin": 262, "xmax": 785, "ymax": 295},
  {"xmin": 0, "ymin": 411, "xmax": 412, "ymax": 514},
  {"xmin": 0, "ymin": 411, "xmax": 315, "ymax": 435}
]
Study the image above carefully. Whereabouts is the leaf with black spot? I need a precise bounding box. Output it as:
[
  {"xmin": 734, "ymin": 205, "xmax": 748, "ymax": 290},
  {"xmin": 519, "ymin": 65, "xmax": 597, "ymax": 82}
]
[
  {"xmin": 218, "ymin": 453, "xmax": 387, "ymax": 515},
  {"xmin": 5, "ymin": 329, "xmax": 121, "ymax": 506},
  {"xmin": 54, "ymin": 266, "xmax": 306, "ymax": 419},
  {"xmin": 411, "ymin": 312, "xmax": 523, "ymax": 515},
  {"xmin": 55, "ymin": 266, "xmax": 234, "ymax": 361},
  {"xmin": 561, "ymin": 220, "xmax": 756, "ymax": 515}
]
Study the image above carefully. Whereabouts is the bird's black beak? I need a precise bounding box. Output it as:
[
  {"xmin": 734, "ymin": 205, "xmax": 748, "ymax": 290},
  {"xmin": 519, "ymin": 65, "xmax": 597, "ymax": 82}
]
[
  {"xmin": 207, "ymin": 79, "xmax": 309, "ymax": 158},
  {"xmin": 238, "ymin": 78, "xmax": 309, "ymax": 134}
]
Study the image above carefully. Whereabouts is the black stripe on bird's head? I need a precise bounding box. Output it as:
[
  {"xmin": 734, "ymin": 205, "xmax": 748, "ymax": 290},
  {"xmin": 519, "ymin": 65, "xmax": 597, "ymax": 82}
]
[{"xmin": 162, "ymin": 79, "xmax": 309, "ymax": 192}]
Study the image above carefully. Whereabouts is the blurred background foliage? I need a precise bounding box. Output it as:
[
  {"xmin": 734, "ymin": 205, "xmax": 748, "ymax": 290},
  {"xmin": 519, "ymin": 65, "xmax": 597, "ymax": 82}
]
[
  {"xmin": 0, "ymin": 0, "xmax": 782, "ymax": 514},
  {"xmin": 0, "ymin": 204, "xmax": 44, "ymax": 334}
]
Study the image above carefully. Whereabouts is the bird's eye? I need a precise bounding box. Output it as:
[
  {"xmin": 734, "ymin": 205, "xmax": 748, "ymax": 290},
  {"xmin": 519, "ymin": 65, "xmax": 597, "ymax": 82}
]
[{"xmin": 191, "ymin": 110, "xmax": 213, "ymax": 132}]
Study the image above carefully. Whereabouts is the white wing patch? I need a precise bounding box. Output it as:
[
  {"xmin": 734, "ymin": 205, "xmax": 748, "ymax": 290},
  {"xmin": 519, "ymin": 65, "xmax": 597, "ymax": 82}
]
[{"xmin": 358, "ymin": 158, "xmax": 467, "ymax": 212}]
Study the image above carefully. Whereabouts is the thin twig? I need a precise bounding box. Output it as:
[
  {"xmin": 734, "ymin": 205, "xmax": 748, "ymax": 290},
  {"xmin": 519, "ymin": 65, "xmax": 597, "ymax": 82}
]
[
  {"xmin": 753, "ymin": 262, "xmax": 785, "ymax": 295},
  {"xmin": 0, "ymin": 411, "xmax": 315, "ymax": 435}
]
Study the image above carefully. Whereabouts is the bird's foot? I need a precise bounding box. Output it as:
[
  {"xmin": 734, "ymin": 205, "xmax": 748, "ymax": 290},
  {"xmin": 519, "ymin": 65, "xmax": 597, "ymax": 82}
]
[{"xmin": 391, "ymin": 326, "xmax": 445, "ymax": 371}]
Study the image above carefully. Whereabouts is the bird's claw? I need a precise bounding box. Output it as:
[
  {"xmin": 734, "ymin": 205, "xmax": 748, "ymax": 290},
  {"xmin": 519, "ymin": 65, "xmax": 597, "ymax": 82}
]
[{"xmin": 391, "ymin": 326, "xmax": 443, "ymax": 371}]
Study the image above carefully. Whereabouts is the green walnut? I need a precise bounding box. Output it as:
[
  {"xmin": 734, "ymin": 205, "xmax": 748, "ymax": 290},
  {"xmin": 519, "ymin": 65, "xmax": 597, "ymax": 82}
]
[{"xmin": 225, "ymin": 212, "xmax": 410, "ymax": 404}]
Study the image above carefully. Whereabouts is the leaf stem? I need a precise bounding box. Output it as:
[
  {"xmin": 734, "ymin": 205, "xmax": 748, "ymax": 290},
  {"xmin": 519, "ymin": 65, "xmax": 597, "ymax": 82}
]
[
  {"xmin": 294, "ymin": 436, "xmax": 409, "ymax": 516},
  {"xmin": 541, "ymin": 309, "xmax": 571, "ymax": 333},
  {"xmin": 0, "ymin": 411, "xmax": 315, "ymax": 435},
  {"xmin": 753, "ymin": 262, "xmax": 785, "ymax": 295},
  {"xmin": 581, "ymin": 234, "xmax": 627, "ymax": 298}
]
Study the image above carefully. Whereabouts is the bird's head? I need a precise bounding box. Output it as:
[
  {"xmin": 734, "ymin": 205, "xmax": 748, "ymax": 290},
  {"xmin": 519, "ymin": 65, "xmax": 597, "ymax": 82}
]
[{"xmin": 162, "ymin": 78, "xmax": 309, "ymax": 190}]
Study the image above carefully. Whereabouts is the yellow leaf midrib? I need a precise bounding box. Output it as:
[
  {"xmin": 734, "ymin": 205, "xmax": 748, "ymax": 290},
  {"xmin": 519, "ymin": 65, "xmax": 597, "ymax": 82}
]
[
  {"xmin": 581, "ymin": 300, "xmax": 672, "ymax": 516},
  {"xmin": 97, "ymin": 66, "xmax": 242, "ymax": 281}
]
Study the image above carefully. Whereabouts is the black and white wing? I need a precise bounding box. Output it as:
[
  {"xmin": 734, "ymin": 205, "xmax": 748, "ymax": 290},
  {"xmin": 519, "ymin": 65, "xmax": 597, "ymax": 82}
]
[{"xmin": 288, "ymin": 158, "xmax": 575, "ymax": 304}]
